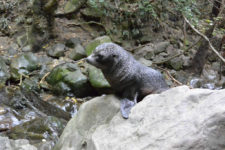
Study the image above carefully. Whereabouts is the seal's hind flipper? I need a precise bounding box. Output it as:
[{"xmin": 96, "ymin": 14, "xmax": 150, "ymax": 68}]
[{"xmin": 120, "ymin": 98, "xmax": 135, "ymax": 119}]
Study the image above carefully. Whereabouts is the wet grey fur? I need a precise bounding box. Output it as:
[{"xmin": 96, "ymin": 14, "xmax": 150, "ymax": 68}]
[{"xmin": 86, "ymin": 42, "xmax": 168, "ymax": 118}]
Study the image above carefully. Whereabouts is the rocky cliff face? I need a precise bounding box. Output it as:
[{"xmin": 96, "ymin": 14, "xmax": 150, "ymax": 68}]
[{"xmin": 54, "ymin": 86, "xmax": 225, "ymax": 150}]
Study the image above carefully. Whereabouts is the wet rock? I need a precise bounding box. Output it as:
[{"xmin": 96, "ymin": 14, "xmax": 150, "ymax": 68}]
[
  {"xmin": 1, "ymin": 87, "xmax": 27, "ymax": 110},
  {"xmin": 65, "ymin": 38, "xmax": 81, "ymax": 48},
  {"xmin": 46, "ymin": 63, "xmax": 92, "ymax": 97},
  {"xmin": 54, "ymin": 95, "xmax": 120, "ymax": 150},
  {"xmin": 64, "ymin": 0, "xmax": 87, "ymax": 14},
  {"xmin": 55, "ymin": 86, "xmax": 225, "ymax": 150},
  {"xmin": 202, "ymin": 83, "xmax": 216, "ymax": 90},
  {"xmin": 7, "ymin": 116, "xmax": 66, "ymax": 144},
  {"xmin": 189, "ymin": 78, "xmax": 204, "ymax": 88},
  {"xmin": 68, "ymin": 44, "xmax": 86, "ymax": 61},
  {"xmin": 154, "ymin": 41, "xmax": 170, "ymax": 54},
  {"xmin": 202, "ymin": 68, "xmax": 218, "ymax": 82},
  {"xmin": 0, "ymin": 57, "xmax": 10, "ymax": 86},
  {"xmin": 35, "ymin": 141, "xmax": 55, "ymax": 150},
  {"xmin": 21, "ymin": 77, "xmax": 40, "ymax": 92},
  {"xmin": 85, "ymin": 36, "xmax": 111, "ymax": 56},
  {"xmin": 10, "ymin": 53, "xmax": 40, "ymax": 80},
  {"xmin": 87, "ymin": 65, "xmax": 110, "ymax": 88},
  {"xmin": 0, "ymin": 136, "xmax": 37, "ymax": 150},
  {"xmin": 22, "ymin": 90, "xmax": 71, "ymax": 120},
  {"xmin": 47, "ymin": 44, "xmax": 66, "ymax": 58},
  {"xmin": 0, "ymin": 105, "xmax": 15, "ymax": 132},
  {"xmin": 0, "ymin": 88, "xmax": 35, "ymax": 131},
  {"xmin": 169, "ymin": 57, "xmax": 183, "ymax": 71},
  {"xmin": 40, "ymin": 93, "xmax": 78, "ymax": 116}
]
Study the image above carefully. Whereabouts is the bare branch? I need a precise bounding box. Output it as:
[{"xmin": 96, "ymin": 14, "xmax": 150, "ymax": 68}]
[
  {"xmin": 154, "ymin": 66, "xmax": 183, "ymax": 86},
  {"xmin": 183, "ymin": 16, "xmax": 225, "ymax": 64}
]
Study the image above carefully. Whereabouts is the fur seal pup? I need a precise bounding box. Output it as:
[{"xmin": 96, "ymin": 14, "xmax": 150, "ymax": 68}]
[{"xmin": 86, "ymin": 42, "xmax": 168, "ymax": 119}]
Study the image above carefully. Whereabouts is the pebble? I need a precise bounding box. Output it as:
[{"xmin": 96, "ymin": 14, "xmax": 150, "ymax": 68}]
[{"xmin": 0, "ymin": 106, "xmax": 7, "ymax": 115}]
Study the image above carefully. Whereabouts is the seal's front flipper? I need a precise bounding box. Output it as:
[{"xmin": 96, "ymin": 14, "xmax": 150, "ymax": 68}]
[{"xmin": 120, "ymin": 98, "xmax": 135, "ymax": 119}]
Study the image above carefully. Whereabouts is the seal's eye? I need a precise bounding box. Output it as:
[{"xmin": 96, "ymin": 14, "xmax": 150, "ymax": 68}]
[
  {"xmin": 112, "ymin": 54, "xmax": 117, "ymax": 58},
  {"xmin": 95, "ymin": 53, "xmax": 103, "ymax": 62},
  {"xmin": 96, "ymin": 53, "xmax": 103, "ymax": 59}
]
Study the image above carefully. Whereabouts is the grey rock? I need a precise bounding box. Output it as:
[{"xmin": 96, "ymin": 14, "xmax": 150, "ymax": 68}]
[
  {"xmin": 85, "ymin": 36, "xmax": 111, "ymax": 56},
  {"xmin": 68, "ymin": 44, "xmax": 86, "ymax": 60},
  {"xmin": 10, "ymin": 52, "xmax": 40, "ymax": 80},
  {"xmin": 0, "ymin": 57, "xmax": 10, "ymax": 86},
  {"xmin": 202, "ymin": 83, "xmax": 216, "ymax": 90},
  {"xmin": 134, "ymin": 44, "xmax": 155, "ymax": 60},
  {"xmin": 212, "ymin": 62, "xmax": 221, "ymax": 72},
  {"xmin": 154, "ymin": 41, "xmax": 170, "ymax": 54},
  {"xmin": 202, "ymin": 68, "xmax": 218, "ymax": 82},
  {"xmin": 54, "ymin": 86, "xmax": 225, "ymax": 150},
  {"xmin": 0, "ymin": 136, "xmax": 37, "ymax": 150},
  {"xmin": 46, "ymin": 63, "xmax": 93, "ymax": 97},
  {"xmin": 22, "ymin": 45, "xmax": 32, "ymax": 52},
  {"xmin": 189, "ymin": 78, "xmax": 204, "ymax": 88},
  {"xmin": 137, "ymin": 57, "xmax": 152, "ymax": 67},
  {"xmin": 65, "ymin": 38, "xmax": 81, "ymax": 48},
  {"xmin": 54, "ymin": 95, "xmax": 120, "ymax": 150},
  {"xmin": 47, "ymin": 44, "xmax": 66, "ymax": 58},
  {"xmin": 64, "ymin": 0, "xmax": 87, "ymax": 14},
  {"xmin": 17, "ymin": 34, "xmax": 28, "ymax": 47},
  {"xmin": 87, "ymin": 65, "xmax": 110, "ymax": 88},
  {"xmin": 8, "ymin": 43, "xmax": 19, "ymax": 55},
  {"xmin": 181, "ymin": 55, "xmax": 191, "ymax": 67},
  {"xmin": 169, "ymin": 57, "xmax": 183, "ymax": 70}
]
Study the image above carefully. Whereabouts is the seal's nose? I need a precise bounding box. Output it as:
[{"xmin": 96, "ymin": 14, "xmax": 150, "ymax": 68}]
[{"xmin": 86, "ymin": 55, "xmax": 92, "ymax": 64}]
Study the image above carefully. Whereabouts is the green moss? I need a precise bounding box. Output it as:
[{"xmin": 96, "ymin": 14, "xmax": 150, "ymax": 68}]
[
  {"xmin": 64, "ymin": 0, "xmax": 87, "ymax": 14},
  {"xmin": 85, "ymin": 36, "xmax": 111, "ymax": 56},
  {"xmin": 88, "ymin": 65, "xmax": 110, "ymax": 88},
  {"xmin": 46, "ymin": 63, "xmax": 91, "ymax": 96},
  {"xmin": 10, "ymin": 53, "xmax": 40, "ymax": 80}
]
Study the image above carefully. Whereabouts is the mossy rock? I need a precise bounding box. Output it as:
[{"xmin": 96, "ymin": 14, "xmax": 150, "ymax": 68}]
[
  {"xmin": 169, "ymin": 57, "xmax": 183, "ymax": 71},
  {"xmin": 46, "ymin": 63, "xmax": 93, "ymax": 97},
  {"xmin": 87, "ymin": 65, "xmax": 110, "ymax": 88},
  {"xmin": 0, "ymin": 57, "xmax": 10, "ymax": 86},
  {"xmin": 8, "ymin": 116, "xmax": 66, "ymax": 141},
  {"xmin": 10, "ymin": 53, "xmax": 40, "ymax": 80},
  {"xmin": 68, "ymin": 44, "xmax": 86, "ymax": 61},
  {"xmin": 64, "ymin": 0, "xmax": 87, "ymax": 14},
  {"xmin": 80, "ymin": 7, "xmax": 103, "ymax": 19},
  {"xmin": 21, "ymin": 76, "xmax": 40, "ymax": 92},
  {"xmin": 85, "ymin": 36, "xmax": 111, "ymax": 56}
]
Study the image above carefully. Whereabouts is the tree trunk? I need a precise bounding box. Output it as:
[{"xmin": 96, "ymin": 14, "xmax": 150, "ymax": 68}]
[{"xmin": 190, "ymin": 0, "xmax": 222, "ymax": 74}]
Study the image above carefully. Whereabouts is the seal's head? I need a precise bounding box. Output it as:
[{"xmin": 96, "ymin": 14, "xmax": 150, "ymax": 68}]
[{"xmin": 86, "ymin": 43, "xmax": 121, "ymax": 70}]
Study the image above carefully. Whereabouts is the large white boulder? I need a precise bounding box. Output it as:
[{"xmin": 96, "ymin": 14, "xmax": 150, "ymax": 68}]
[
  {"xmin": 0, "ymin": 137, "xmax": 37, "ymax": 150},
  {"xmin": 54, "ymin": 86, "xmax": 225, "ymax": 150}
]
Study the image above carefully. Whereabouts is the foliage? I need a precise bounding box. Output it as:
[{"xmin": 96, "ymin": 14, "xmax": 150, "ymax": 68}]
[
  {"xmin": 86, "ymin": 0, "xmax": 207, "ymax": 40},
  {"xmin": 0, "ymin": 0, "xmax": 18, "ymax": 35},
  {"xmin": 0, "ymin": 17, "xmax": 9, "ymax": 30},
  {"xmin": 0, "ymin": 0, "xmax": 17, "ymax": 13}
]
